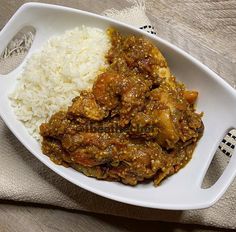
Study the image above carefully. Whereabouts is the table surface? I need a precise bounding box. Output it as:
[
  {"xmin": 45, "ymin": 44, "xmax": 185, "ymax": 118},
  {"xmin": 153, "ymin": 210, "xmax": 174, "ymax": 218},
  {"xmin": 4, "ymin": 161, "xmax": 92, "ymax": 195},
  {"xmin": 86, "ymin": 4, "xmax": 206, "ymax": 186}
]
[{"xmin": 0, "ymin": 0, "xmax": 236, "ymax": 231}]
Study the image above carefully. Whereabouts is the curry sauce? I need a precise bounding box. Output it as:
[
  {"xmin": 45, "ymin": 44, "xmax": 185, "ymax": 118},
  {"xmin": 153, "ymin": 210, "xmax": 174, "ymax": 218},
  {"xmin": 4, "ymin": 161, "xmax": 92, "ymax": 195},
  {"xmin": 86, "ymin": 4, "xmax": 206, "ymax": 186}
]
[{"xmin": 40, "ymin": 28, "xmax": 203, "ymax": 186}]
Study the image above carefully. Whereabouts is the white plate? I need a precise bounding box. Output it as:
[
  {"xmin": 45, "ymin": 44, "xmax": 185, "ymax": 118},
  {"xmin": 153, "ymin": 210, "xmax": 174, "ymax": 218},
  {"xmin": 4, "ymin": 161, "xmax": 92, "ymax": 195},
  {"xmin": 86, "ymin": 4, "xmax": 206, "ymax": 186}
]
[{"xmin": 0, "ymin": 2, "xmax": 236, "ymax": 210}]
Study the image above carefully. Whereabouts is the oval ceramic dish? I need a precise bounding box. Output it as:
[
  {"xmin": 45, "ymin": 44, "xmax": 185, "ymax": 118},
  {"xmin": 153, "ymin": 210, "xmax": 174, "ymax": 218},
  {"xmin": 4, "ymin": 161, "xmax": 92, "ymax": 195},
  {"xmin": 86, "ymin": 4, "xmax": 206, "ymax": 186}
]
[{"xmin": 0, "ymin": 2, "xmax": 236, "ymax": 210}]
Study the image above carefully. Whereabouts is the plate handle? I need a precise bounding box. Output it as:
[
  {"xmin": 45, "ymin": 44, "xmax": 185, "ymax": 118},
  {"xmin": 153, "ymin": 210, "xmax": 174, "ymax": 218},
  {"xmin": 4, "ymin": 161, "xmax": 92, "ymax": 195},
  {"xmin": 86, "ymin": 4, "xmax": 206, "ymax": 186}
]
[
  {"xmin": 0, "ymin": 3, "xmax": 35, "ymax": 77},
  {"xmin": 198, "ymin": 143, "xmax": 236, "ymax": 205}
]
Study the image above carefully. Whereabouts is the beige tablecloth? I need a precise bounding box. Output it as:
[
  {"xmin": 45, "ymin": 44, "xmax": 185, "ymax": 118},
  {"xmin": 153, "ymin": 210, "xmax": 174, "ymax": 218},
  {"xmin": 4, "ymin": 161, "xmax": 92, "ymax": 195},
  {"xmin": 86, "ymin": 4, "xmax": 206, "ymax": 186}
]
[{"xmin": 1, "ymin": 0, "xmax": 236, "ymax": 230}]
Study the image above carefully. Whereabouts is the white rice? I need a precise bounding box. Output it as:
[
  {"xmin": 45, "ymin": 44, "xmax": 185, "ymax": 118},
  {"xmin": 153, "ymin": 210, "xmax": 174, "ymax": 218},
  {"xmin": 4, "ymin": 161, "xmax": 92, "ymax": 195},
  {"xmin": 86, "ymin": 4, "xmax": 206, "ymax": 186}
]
[{"xmin": 9, "ymin": 26, "xmax": 111, "ymax": 140}]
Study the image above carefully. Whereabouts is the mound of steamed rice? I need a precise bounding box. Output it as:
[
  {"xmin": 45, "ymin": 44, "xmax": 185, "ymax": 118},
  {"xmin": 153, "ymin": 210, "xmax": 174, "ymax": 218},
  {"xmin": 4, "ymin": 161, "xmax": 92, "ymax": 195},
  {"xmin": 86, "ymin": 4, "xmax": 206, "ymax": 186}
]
[{"xmin": 9, "ymin": 26, "xmax": 111, "ymax": 140}]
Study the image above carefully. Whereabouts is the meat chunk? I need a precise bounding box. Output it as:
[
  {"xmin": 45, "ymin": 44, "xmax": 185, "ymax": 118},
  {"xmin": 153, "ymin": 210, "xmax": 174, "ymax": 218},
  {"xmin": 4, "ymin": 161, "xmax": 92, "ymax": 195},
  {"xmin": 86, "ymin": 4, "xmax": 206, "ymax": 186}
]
[
  {"xmin": 130, "ymin": 109, "xmax": 179, "ymax": 148},
  {"xmin": 68, "ymin": 91, "xmax": 108, "ymax": 121},
  {"xmin": 93, "ymin": 71, "xmax": 121, "ymax": 110},
  {"xmin": 41, "ymin": 138, "xmax": 71, "ymax": 165},
  {"xmin": 93, "ymin": 71, "xmax": 151, "ymax": 126},
  {"xmin": 40, "ymin": 111, "xmax": 69, "ymax": 139}
]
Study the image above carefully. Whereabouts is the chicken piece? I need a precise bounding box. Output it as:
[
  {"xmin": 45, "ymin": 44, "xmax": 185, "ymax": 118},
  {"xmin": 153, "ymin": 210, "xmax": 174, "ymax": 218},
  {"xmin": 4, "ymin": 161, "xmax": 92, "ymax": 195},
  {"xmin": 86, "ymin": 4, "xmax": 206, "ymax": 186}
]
[
  {"xmin": 155, "ymin": 109, "xmax": 180, "ymax": 148},
  {"xmin": 61, "ymin": 131, "xmax": 126, "ymax": 152},
  {"xmin": 148, "ymin": 82, "xmax": 203, "ymax": 145},
  {"xmin": 179, "ymin": 109, "xmax": 204, "ymax": 142},
  {"xmin": 62, "ymin": 133, "xmax": 102, "ymax": 152},
  {"xmin": 93, "ymin": 71, "xmax": 151, "ymax": 126},
  {"xmin": 151, "ymin": 47, "xmax": 171, "ymax": 80},
  {"xmin": 68, "ymin": 91, "xmax": 108, "ymax": 121},
  {"xmin": 130, "ymin": 108, "xmax": 179, "ymax": 148},
  {"xmin": 107, "ymin": 28, "xmax": 171, "ymax": 83},
  {"xmin": 40, "ymin": 111, "xmax": 70, "ymax": 139},
  {"xmin": 41, "ymin": 137, "xmax": 71, "ymax": 165},
  {"xmin": 62, "ymin": 132, "xmax": 127, "ymax": 167},
  {"xmin": 108, "ymin": 142, "xmax": 165, "ymax": 185},
  {"xmin": 71, "ymin": 147, "xmax": 111, "ymax": 167},
  {"xmin": 129, "ymin": 111, "xmax": 159, "ymax": 137},
  {"xmin": 149, "ymin": 80, "xmax": 187, "ymax": 112},
  {"xmin": 93, "ymin": 71, "xmax": 121, "ymax": 110},
  {"xmin": 129, "ymin": 81, "xmax": 184, "ymax": 147},
  {"xmin": 118, "ymin": 74, "xmax": 151, "ymax": 125}
]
